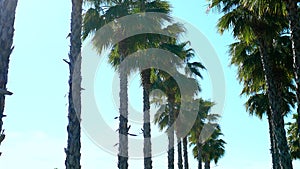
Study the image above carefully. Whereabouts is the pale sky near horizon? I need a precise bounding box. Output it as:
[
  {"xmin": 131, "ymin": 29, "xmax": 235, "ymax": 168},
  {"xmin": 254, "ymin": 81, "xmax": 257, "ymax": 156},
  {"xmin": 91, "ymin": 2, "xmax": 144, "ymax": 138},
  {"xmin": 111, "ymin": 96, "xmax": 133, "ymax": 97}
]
[{"xmin": 0, "ymin": 0, "xmax": 299, "ymax": 169}]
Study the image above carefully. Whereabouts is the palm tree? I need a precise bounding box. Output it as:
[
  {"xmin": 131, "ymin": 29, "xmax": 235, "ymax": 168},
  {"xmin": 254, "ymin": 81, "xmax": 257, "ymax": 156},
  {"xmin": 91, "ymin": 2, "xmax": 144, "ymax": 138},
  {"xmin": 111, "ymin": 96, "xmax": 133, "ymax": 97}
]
[
  {"xmin": 115, "ymin": 43, "xmax": 130, "ymax": 169},
  {"xmin": 229, "ymin": 35, "xmax": 295, "ymax": 169},
  {"xmin": 240, "ymin": 0, "xmax": 300, "ymax": 135},
  {"xmin": 0, "ymin": 0, "xmax": 18, "ymax": 155},
  {"xmin": 138, "ymin": 1, "xmax": 153, "ymax": 168},
  {"xmin": 84, "ymin": 2, "xmax": 133, "ymax": 168},
  {"xmin": 188, "ymin": 99, "xmax": 215, "ymax": 169},
  {"xmin": 210, "ymin": 0, "xmax": 293, "ymax": 168},
  {"xmin": 124, "ymin": 6, "xmax": 186, "ymax": 167},
  {"xmin": 83, "ymin": 2, "xmax": 133, "ymax": 169},
  {"xmin": 191, "ymin": 125, "xmax": 225, "ymax": 169},
  {"xmin": 65, "ymin": 0, "xmax": 83, "ymax": 168}
]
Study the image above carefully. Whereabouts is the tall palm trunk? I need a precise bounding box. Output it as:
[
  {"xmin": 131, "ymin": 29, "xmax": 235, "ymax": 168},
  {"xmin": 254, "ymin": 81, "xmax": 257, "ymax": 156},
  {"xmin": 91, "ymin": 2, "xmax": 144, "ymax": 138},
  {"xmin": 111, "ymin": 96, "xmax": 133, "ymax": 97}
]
[
  {"xmin": 197, "ymin": 142, "xmax": 202, "ymax": 169},
  {"xmin": 118, "ymin": 58, "xmax": 128, "ymax": 169},
  {"xmin": 139, "ymin": 1, "xmax": 152, "ymax": 168},
  {"xmin": 204, "ymin": 160, "xmax": 210, "ymax": 169},
  {"xmin": 258, "ymin": 37, "xmax": 293, "ymax": 169},
  {"xmin": 183, "ymin": 136, "xmax": 189, "ymax": 169},
  {"xmin": 267, "ymin": 110, "xmax": 280, "ymax": 169},
  {"xmin": 167, "ymin": 93, "xmax": 175, "ymax": 169},
  {"xmin": 0, "ymin": 0, "xmax": 17, "ymax": 150},
  {"xmin": 65, "ymin": 0, "xmax": 83, "ymax": 168},
  {"xmin": 284, "ymin": 0, "xmax": 300, "ymax": 136},
  {"xmin": 177, "ymin": 137, "xmax": 183, "ymax": 169},
  {"xmin": 142, "ymin": 69, "xmax": 152, "ymax": 169}
]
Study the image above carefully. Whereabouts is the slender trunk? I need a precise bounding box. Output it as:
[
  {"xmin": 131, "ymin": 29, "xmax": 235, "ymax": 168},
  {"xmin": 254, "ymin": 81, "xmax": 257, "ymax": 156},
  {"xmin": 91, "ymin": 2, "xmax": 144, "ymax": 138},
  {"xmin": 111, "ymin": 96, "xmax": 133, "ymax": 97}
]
[
  {"xmin": 285, "ymin": 0, "xmax": 300, "ymax": 137},
  {"xmin": 0, "ymin": 0, "xmax": 18, "ymax": 152},
  {"xmin": 167, "ymin": 93, "xmax": 175, "ymax": 169},
  {"xmin": 142, "ymin": 69, "xmax": 152, "ymax": 169},
  {"xmin": 267, "ymin": 110, "xmax": 280, "ymax": 169},
  {"xmin": 118, "ymin": 60, "xmax": 128, "ymax": 169},
  {"xmin": 272, "ymin": 109, "xmax": 292, "ymax": 169},
  {"xmin": 258, "ymin": 38, "xmax": 293, "ymax": 169},
  {"xmin": 204, "ymin": 160, "xmax": 210, "ymax": 169},
  {"xmin": 177, "ymin": 137, "xmax": 183, "ymax": 169},
  {"xmin": 65, "ymin": 0, "xmax": 83, "ymax": 168},
  {"xmin": 197, "ymin": 141, "xmax": 202, "ymax": 169},
  {"xmin": 183, "ymin": 136, "xmax": 189, "ymax": 169}
]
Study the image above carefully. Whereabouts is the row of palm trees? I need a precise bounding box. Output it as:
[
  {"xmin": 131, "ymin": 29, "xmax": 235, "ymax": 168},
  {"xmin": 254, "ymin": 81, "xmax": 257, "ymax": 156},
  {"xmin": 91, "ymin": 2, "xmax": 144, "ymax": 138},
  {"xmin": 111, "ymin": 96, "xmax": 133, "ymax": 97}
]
[
  {"xmin": 63, "ymin": 0, "xmax": 227, "ymax": 169},
  {"xmin": 65, "ymin": 0, "xmax": 300, "ymax": 168},
  {"xmin": 81, "ymin": 1, "xmax": 226, "ymax": 169},
  {"xmin": 208, "ymin": 0, "xmax": 300, "ymax": 169},
  {"xmin": 2, "ymin": 0, "xmax": 299, "ymax": 169}
]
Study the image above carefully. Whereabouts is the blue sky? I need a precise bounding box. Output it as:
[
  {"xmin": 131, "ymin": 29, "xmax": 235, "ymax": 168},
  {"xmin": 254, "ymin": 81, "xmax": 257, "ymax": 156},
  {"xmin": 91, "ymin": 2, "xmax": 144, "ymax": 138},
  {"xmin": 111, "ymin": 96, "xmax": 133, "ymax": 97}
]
[{"xmin": 0, "ymin": 0, "xmax": 299, "ymax": 169}]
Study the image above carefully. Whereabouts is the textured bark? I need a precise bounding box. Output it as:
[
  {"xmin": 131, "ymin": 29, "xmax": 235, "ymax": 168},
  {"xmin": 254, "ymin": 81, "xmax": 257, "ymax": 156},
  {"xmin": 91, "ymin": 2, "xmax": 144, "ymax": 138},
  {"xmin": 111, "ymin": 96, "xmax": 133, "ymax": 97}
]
[
  {"xmin": 204, "ymin": 160, "xmax": 210, "ymax": 169},
  {"xmin": 284, "ymin": 0, "xmax": 300, "ymax": 137},
  {"xmin": 167, "ymin": 93, "xmax": 175, "ymax": 169},
  {"xmin": 267, "ymin": 110, "xmax": 280, "ymax": 169},
  {"xmin": 258, "ymin": 38, "xmax": 293, "ymax": 169},
  {"xmin": 197, "ymin": 142, "xmax": 202, "ymax": 169},
  {"xmin": 65, "ymin": 0, "xmax": 82, "ymax": 168},
  {"xmin": 142, "ymin": 69, "xmax": 152, "ymax": 169},
  {"xmin": 177, "ymin": 137, "xmax": 183, "ymax": 169},
  {"xmin": 183, "ymin": 136, "xmax": 189, "ymax": 169},
  {"xmin": 0, "ymin": 0, "xmax": 18, "ymax": 150},
  {"xmin": 118, "ymin": 62, "xmax": 128, "ymax": 169}
]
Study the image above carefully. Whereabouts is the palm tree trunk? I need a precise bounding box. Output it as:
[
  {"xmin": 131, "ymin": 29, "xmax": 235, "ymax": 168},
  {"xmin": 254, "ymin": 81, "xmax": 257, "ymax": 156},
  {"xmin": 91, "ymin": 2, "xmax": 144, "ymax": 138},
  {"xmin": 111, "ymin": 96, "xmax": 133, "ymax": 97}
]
[
  {"xmin": 65, "ymin": 0, "xmax": 82, "ymax": 168},
  {"xmin": 267, "ymin": 110, "xmax": 280, "ymax": 169},
  {"xmin": 0, "ymin": 0, "xmax": 17, "ymax": 150},
  {"xmin": 258, "ymin": 38, "xmax": 293, "ymax": 169},
  {"xmin": 167, "ymin": 93, "xmax": 175, "ymax": 169},
  {"xmin": 271, "ymin": 111, "xmax": 291, "ymax": 169},
  {"xmin": 142, "ymin": 69, "xmax": 152, "ymax": 169},
  {"xmin": 204, "ymin": 160, "xmax": 210, "ymax": 169},
  {"xmin": 183, "ymin": 136, "xmax": 189, "ymax": 169},
  {"xmin": 118, "ymin": 60, "xmax": 128, "ymax": 169},
  {"xmin": 284, "ymin": 0, "xmax": 300, "ymax": 136},
  {"xmin": 197, "ymin": 142, "xmax": 202, "ymax": 169},
  {"xmin": 177, "ymin": 137, "xmax": 183, "ymax": 169}
]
